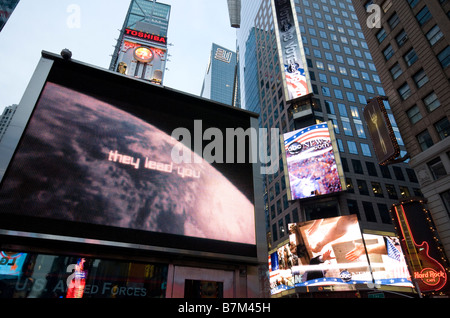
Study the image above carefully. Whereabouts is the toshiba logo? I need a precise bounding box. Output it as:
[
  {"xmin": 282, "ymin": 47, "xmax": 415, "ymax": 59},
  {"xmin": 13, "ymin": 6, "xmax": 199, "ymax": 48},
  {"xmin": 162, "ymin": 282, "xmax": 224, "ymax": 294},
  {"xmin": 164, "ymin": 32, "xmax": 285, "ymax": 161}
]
[{"xmin": 124, "ymin": 29, "xmax": 167, "ymax": 45}]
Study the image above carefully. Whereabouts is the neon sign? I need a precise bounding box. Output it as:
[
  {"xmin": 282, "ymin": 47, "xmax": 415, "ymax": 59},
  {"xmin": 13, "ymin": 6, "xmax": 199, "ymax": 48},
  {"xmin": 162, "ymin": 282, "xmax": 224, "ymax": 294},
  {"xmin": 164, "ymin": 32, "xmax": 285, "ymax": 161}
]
[
  {"xmin": 392, "ymin": 202, "xmax": 448, "ymax": 293},
  {"xmin": 124, "ymin": 28, "xmax": 167, "ymax": 45},
  {"xmin": 414, "ymin": 268, "xmax": 447, "ymax": 287}
]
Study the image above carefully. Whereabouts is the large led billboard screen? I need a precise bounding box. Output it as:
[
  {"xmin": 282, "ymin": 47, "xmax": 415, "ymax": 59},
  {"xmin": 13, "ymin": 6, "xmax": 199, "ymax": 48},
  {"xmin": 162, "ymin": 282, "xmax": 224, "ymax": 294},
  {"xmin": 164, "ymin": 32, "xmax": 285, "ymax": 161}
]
[
  {"xmin": 281, "ymin": 122, "xmax": 345, "ymax": 201},
  {"xmin": 269, "ymin": 215, "xmax": 413, "ymax": 295},
  {"xmin": 0, "ymin": 53, "xmax": 258, "ymax": 257}
]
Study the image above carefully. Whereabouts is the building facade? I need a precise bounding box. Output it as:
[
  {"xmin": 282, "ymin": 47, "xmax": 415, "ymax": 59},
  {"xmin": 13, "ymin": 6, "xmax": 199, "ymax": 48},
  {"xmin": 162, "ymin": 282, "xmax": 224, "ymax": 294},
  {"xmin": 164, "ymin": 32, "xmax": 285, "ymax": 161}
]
[
  {"xmin": 109, "ymin": 0, "xmax": 170, "ymax": 84},
  {"xmin": 238, "ymin": 0, "xmax": 423, "ymax": 283},
  {"xmin": 200, "ymin": 43, "xmax": 240, "ymax": 107},
  {"xmin": 351, "ymin": 0, "xmax": 450, "ymax": 260}
]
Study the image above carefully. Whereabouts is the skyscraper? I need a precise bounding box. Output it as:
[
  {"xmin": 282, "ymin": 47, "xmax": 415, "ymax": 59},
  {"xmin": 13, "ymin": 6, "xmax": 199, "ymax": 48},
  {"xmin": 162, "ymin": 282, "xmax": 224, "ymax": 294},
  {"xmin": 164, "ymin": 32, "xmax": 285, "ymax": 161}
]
[
  {"xmin": 200, "ymin": 43, "xmax": 240, "ymax": 107},
  {"xmin": 237, "ymin": 0, "xmax": 421, "ymax": 293},
  {"xmin": 351, "ymin": 0, "xmax": 450, "ymax": 260},
  {"xmin": 0, "ymin": 0, "xmax": 19, "ymax": 32},
  {"xmin": 110, "ymin": 0, "xmax": 170, "ymax": 84},
  {"xmin": 0, "ymin": 104, "xmax": 17, "ymax": 143}
]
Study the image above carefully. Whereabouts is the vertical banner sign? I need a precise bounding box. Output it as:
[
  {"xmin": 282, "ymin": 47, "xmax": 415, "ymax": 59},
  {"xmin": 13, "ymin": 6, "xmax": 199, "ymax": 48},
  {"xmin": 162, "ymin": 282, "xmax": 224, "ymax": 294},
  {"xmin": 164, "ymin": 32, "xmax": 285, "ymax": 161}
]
[
  {"xmin": 272, "ymin": 0, "xmax": 311, "ymax": 102},
  {"xmin": 363, "ymin": 97, "xmax": 400, "ymax": 166},
  {"xmin": 391, "ymin": 201, "xmax": 449, "ymax": 293}
]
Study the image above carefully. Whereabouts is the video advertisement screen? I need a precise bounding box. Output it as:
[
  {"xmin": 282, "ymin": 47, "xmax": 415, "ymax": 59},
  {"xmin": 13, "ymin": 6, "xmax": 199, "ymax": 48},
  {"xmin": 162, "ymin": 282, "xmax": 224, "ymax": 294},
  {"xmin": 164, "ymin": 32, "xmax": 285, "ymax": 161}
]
[
  {"xmin": 281, "ymin": 122, "xmax": 345, "ymax": 201},
  {"xmin": 269, "ymin": 215, "xmax": 413, "ymax": 295},
  {"xmin": 0, "ymin": 56, "xmax": 257, "ymax": 257}
]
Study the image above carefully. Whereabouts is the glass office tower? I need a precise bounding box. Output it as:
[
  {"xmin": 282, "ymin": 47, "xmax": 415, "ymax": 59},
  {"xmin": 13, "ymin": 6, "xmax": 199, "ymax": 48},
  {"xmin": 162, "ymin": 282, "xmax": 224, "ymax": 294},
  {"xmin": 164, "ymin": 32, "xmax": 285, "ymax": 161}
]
[
  {"xmin": 200, "ymin": 43, "xmax": 240, "ymax": 107},
  {"xmin": 237, "ymin": 0, "xmax": 421, "ymax": 257}
]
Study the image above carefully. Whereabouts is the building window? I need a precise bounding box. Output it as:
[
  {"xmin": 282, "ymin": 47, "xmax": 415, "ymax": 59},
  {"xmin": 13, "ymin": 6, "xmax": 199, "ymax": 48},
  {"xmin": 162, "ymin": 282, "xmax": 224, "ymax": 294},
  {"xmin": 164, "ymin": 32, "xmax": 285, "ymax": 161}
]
[
  {"xmin": 377, "ymin": 203, "xmax": 392, "ymax": 224},
  {"xmin": 383, "ymin": 44, "xmax": 395, "ymax": 60},
  {"xmin": 357, "ymin": 179, "xmax": 370, "ymax": 195},
  {"xmin": 352, "ymin": 159, "xmax": 364, "ymax": 174},
  {"xmin": 355, "ymin": 123, "xmax": 366, "ymax": 139},
  {"xmin": 428, "ymin": 157, "xmax": 447, "ymax": 180},
  {"xmin": 382, "ymin": 0, "xmax": 393, "ymax": 12},
  {"xmin": 361, "ymin": 143, "xmax": 372, "ymax": 157},
  {"xmin": 380, "ymin": 165, "xmax": 391, "ymax": 179},
  {"xmin": 388, "ymin": 12, "xmax": 400, "ymax": 30},
  {"xmin": 435, "ymin": 117, "xmax": 450, "ymax": 140},
  {"xmin": 416, "ymin": 6, "xmax": 432, "ymax": 26},
  {"xmin": 398, "ymin": 83, "xmax": 411, "ymax": 100},
  {"xmin": 399, "ymin": 186, "xmax": 411, "ymax": 198},
  {"xmin": 272, "ymin": 223, "xmax": 278, "ymax": 242},
  {"xmin": 348, "ymin": 140, "xmax": 358, "ymax": 154},
  {"xmin": 346, "ymin": 177, "xmax": 355, "ymax": 193},
  {"xmin": 426, "ymin": 25, "xmax": 443, "ymax": 46},
  {"xmin": 278, "ymin": 219, "xmax": 285, "ymax": 239},
  {"xmin": 407, "ymin": 0, "xmax": 419, "ymax": 8},
  {"xmin": 347, "ymin": 199, "xmax": 361, "ymax": 220},
  {"xmin": 393, "ymin": 166, "xmax": 405, "ymax": 181},
  {"xmin": 413, "ymin": 69, "xmax": 429, "ymax": 88},
  {"xmin": 406, "ymin": 168, "xmax": 419, "ymax": 183},
  {"xmin": 376, "ymin": 28, "xmax": 387, "ymax": 43},
  {"xmin": 386, "ymin": 184, "xmax": 398, "ymax": 199},
  {"xmin": 441, "ymin": 190, "xmax": 450, "ymax": 219},
  {"xmin": 390, "ymin": 63, "xmax": 402, "ymax": 80},
  {"xmin": 423, "ymin": 92, "xmax": 441, "ymax": 112},
  {"xmin": 362, "ymin": 201, "xmax": 377, "ymax": 222},
  {"xmin": 396, "ymin": 29, "xmax": 408, "ymax": 47},
  {"xmin": 404, "ymin": 48, "xmax": 418, "ymax": 66},
  {"xmin": 417, "ymin": 129, "xmax": 434, "ymax": 151},
  {"xmin": 406, "ymin": 105, "xmax": 423, "ymax": 124},
  {"xmin": 437, "ymin": 46, "xmax": 450, "ymax": 69},
  {"xmin": 366, "ymin": 162, "xmax": 378, "ymax": 176},
  {"xmin": 371, "ymin": 182, "xmax": 384, "ymax": 198},
  {"xmin": 343, "ymin": 121, "xmax": 353, "ymax": 136}
]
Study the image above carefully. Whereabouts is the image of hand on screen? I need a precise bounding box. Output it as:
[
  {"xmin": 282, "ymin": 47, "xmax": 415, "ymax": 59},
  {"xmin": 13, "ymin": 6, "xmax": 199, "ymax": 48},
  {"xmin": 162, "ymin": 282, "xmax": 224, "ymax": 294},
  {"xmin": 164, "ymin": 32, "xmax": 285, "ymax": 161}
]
[{"xmin": 308, "ymin": 216, "xmax": 358, "ymax": 253}]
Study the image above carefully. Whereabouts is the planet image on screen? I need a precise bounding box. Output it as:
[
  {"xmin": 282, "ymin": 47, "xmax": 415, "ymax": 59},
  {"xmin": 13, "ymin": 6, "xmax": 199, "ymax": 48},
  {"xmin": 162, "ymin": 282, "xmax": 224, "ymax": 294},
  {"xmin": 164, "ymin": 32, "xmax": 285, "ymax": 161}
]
[{"xmin": 0, "ymin": 82, "xmax": 255, "ymax": 245}]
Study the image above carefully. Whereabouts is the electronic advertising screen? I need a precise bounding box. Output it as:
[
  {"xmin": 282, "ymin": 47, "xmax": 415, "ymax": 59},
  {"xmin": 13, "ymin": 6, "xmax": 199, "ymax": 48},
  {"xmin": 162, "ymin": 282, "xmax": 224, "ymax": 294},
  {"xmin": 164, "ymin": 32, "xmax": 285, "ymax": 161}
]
[
  {"xmin": 272, "ymin": 0, "xmax": 311, "ymax": 102},
  {"xmin": 0, "ymin": 54, "xmax": 258, "ymax": 258},
  {"xmin": 281, "ymin": 122, "xmax": 345, "ymax": 201},
  {"xmin": 268, "ymin": 215, "xmax": 413, "ymax": 295},
  {"xmin": 0, "ymin": 252, "xmax": 27, "ymax": 276}
]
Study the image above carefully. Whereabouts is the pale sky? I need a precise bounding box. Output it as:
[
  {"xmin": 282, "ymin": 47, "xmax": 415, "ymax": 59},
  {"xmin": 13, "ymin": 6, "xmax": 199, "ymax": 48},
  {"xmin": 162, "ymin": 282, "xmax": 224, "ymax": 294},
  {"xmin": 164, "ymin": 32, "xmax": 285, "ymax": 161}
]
[{"xmin": 0, "ymin": 0, "xmax": 238, "ymax": 113}]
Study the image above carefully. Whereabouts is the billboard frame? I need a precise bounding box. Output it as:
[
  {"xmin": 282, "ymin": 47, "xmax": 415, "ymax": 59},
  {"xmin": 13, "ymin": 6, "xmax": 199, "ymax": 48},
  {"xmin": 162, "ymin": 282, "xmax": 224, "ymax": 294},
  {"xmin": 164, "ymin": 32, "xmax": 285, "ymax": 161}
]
[
  {"xmin": 271, "ymin": 0, "xmax": 312, "ymax": 103},
  {"xmin": 280, "ymin": 121, "xmax": 346, "ymax": 202},
  {"xmin": 0, "ymin": 51, "xmax": 266, "ymax": 266}
]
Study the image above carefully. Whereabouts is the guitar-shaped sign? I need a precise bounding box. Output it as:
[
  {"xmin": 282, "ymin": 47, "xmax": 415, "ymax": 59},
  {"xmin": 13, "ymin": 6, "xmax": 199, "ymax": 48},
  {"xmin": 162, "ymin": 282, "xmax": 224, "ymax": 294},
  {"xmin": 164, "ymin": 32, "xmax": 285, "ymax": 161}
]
[{"xmin": 394, "ymin": 204, "xmax": 447, "ymax": 293}]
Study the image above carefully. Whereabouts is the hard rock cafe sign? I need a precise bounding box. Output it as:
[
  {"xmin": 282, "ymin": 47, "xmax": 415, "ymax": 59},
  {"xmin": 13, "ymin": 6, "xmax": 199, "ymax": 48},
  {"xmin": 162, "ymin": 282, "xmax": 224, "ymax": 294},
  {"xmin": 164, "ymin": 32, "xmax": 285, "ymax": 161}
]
[{"xmin": 392, "ymin": 201, "xmax": 449, "ymax": 293}]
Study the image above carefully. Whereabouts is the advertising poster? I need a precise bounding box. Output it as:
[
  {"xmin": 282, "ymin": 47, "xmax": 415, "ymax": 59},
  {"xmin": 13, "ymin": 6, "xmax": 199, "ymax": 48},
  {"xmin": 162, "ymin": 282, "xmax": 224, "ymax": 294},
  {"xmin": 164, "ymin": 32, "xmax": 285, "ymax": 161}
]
[
  {"xmin": 282, "ymin": 122, "xmax": 344, "ymax": 201},
  {"xmin": 269, "ymin": 215, "xmax": 413, "ymax": 295},
  {"xmin": 0, "ymin": 81, "xmax": 256, "ymax": 247},
  {"xmin": 272, "ymin": 0, "xmax": 310, "ymax": 101}
]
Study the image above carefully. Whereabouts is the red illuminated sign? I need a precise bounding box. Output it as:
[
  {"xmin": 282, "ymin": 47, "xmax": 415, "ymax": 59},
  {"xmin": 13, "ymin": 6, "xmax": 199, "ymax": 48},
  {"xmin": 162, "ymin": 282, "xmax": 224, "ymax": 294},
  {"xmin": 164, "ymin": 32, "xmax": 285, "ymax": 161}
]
[
  {"xmin": 124, "ymin": 28, "xmax": 167, "ymax": 45},
  {"xmin": 392, "ymin": 201, "xmax": 449, "ymax": 293}
]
